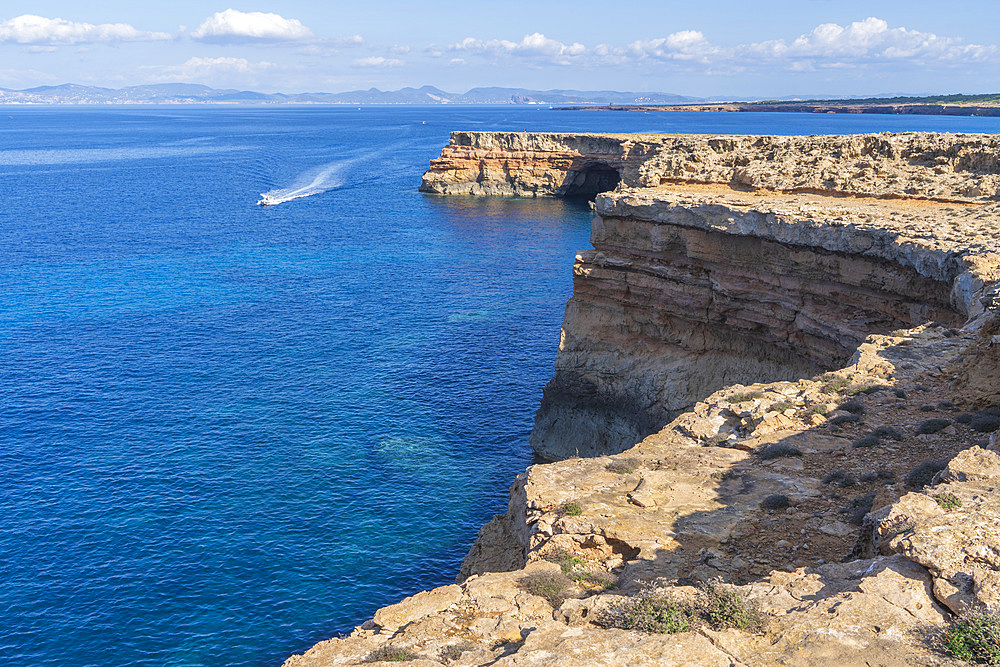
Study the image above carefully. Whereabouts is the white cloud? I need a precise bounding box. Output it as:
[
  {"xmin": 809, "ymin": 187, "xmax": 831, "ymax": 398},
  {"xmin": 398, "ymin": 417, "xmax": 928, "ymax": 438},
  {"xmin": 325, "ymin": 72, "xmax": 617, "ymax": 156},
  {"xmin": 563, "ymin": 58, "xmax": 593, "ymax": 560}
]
[
  {"xmin": 601, "ymin": 30, "xmax": 721, "ymax": 64},
  {"xmin": 450, "ymin": 32, "xmax": 586, "ymax": 65},
  {"xmin": 0, "ymin": 14, "xmax": 169, "ymax": 45},
  {"xmin": 144, "ymin": 56, "xmax": 276, "ymax": 82},
  {"xmin": 743, "ymin": 17, "xmax": 995, "ymax": 64},
  {"xmin": 353, "ymin": 56, "xmax": 403, "ymax": 67},
  {"xmin": 191, "ymin": 9, "xmax": 313, "ymax": 43},
  {"xmin": 445, "ymin": 19, "xmax": 994, "ymax": 72}
]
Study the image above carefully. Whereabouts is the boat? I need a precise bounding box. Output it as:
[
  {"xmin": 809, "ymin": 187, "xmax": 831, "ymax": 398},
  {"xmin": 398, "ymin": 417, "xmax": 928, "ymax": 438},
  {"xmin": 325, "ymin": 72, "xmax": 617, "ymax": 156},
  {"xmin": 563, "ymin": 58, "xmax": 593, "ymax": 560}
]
[{"xmin": 257, "ymin": 194, "xmax": 276, "ymax": 206}]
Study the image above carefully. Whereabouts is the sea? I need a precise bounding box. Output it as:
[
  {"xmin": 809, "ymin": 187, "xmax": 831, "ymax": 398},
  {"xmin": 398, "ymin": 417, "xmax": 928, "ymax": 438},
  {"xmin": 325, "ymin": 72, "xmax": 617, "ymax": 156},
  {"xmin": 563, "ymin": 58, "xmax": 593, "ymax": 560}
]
[{"xmin": 2, "ymin": 106, "xmax": 999, "ymax": 667}]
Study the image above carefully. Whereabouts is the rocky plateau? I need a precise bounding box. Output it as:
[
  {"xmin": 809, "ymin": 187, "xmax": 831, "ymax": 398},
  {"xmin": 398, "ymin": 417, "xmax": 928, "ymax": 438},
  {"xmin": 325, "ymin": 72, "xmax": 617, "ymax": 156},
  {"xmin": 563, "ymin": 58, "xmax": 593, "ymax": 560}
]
[{"xmin": 286, "ymin": 131, "xmax": 1000, "ymax": 666}]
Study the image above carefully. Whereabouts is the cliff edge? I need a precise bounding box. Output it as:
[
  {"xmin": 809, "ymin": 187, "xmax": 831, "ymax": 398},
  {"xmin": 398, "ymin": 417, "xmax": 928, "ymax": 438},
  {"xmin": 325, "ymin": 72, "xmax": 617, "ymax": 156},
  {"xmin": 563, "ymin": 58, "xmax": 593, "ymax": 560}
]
[{"xmin": 285, "ymin": 132, "xmax": 1000, "ymax": 667}]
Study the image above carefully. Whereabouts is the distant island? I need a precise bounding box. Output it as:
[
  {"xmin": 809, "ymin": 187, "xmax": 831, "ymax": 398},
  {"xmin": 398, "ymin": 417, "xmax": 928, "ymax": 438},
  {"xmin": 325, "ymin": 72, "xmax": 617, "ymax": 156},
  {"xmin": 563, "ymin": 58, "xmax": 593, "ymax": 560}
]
[
  {"xmin": 0, "ymin": 83, "xmax": 698, "ymax": 106},
  {"xmin": 556, "ymin": 93, "xmax": 1000, "ymax": 117}
]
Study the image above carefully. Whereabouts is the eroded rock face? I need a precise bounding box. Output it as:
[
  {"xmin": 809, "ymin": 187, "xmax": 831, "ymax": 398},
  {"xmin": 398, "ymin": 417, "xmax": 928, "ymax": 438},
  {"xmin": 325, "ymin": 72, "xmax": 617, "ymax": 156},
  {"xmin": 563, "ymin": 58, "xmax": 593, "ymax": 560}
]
[
  {"xmin": 282, "ymin": 132, "xmax": 1000, "ymax": 667},
  {"xmin": 425, "ymin": 132, "xmax": 1000, "ymax": 459}
]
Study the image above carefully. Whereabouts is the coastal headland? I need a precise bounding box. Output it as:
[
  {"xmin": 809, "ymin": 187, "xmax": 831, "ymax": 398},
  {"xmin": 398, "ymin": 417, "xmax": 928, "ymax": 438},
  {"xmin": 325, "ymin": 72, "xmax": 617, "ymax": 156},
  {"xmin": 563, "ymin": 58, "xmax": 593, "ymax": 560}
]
[
  {"xmin": 286, "ymin": 131, "xmax": 1000, "ymax": 666},
  {"xmin": 555, "ymin": 101, "xmax": 1000, "ymax": 117}
]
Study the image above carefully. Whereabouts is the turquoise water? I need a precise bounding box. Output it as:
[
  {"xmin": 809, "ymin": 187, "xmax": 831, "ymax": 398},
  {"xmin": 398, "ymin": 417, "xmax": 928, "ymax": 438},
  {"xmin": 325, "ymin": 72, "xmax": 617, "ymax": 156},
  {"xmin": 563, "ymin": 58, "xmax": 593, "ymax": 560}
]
[{"xmin": 2, "ymin": 107, "xmax": 999, "ymax": 667}]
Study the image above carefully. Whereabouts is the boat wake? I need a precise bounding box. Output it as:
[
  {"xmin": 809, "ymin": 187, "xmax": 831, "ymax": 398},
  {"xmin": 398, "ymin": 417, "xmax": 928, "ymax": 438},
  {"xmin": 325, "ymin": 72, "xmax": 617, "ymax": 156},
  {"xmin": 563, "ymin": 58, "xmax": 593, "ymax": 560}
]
[{"xmin": 257, "ymin": 159, "xmax": 354, "ymax": 206}]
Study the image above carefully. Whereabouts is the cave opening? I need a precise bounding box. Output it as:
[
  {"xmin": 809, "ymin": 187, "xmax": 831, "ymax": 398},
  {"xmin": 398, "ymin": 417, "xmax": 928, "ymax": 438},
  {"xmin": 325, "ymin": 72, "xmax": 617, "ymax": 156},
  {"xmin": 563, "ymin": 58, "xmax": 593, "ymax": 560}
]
[{"xmin": 561, "ymin": 163, "xmax": 622, "ymax": 199}]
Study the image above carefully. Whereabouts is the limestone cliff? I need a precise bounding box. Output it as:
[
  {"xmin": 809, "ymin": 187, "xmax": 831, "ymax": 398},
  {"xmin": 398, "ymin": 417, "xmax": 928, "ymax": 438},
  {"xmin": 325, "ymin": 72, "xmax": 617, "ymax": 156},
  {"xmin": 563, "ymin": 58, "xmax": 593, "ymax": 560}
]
[
  {"xmin": 283, "ymin": 132, "xmax": 1000, "ymax": 667},
  {"xmin": 426, "ymin": 131, "xmax": 999, "ymax": 459}
]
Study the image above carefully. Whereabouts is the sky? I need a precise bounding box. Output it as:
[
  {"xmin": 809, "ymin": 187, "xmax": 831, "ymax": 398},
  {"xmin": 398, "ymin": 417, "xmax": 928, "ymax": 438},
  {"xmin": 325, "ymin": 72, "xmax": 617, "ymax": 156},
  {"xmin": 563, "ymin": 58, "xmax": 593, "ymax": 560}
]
[{"xmin": 1, "ymin": 1, "xmax": 998, "ymax": 98}]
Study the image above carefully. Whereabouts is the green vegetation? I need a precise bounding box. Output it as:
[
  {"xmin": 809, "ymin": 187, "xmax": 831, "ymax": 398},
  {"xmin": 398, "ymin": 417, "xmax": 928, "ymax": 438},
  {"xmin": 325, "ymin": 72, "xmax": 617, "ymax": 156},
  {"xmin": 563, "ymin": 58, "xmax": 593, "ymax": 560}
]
[
  {"xmin": 852, "ymin": 435, "xmax": 881, "ymax": 449},
  {"xmin": 753, "ymin": 93, "xmax": 1000, "ymax": 106},
  {"xmin": 821, "ymin": 378, "xmax": 851, "ymax": 394},
  {"xmin": 905, "ymin": 459, "xmax": 948, "ymax": 490},
  {"xmin": 828, "ymin": 413, "xmax": 863, "ymax": 426},
  {"xmin": 731, "ymin": 391, "xmax": 764, "ymax": 403},
  {"xmin": 941, "ymin": 611, "xmax": 1000, "ymax": 664},
  {"xmin": 439, "ymin": 643, "xmax": 476, "ymax": 665},
  {"xmin": 870, "ymin": 426, "xmax": 905, "ymax": 441},
  {"xmin": 758, "ymin": 443, "xmax": 803, "ymax": 460},
  {"xmin": 823, "ymin": 469, "xmax": 857, "ymax": 488},
  {"xmin": 600, "ymin": 592, "xmax": 695, "ymax": 634},
  {"xmin": 806, "ymin": 403, "xmax": 830, "ymax": 415},
  {"xmin": 545, "ymin": 548, "xmax": 586, "ymax": 574},
  {"xmin": 560, "ymin": 502, "xmax": 583, "ymax": 516},
  {"xmin": 971, "ymin": 414, "xmax": 1000, "ymax": 434},
  {"xmin": 607, "ymin": 458, "xmax": 639, "ymax": 474},
  {"xmin": 521, "ymin": 572, "xmax": 572, "ymax": 607},
  {"xmin": 844, "ymin": 492, "xmax": 877, "ymax": 526},
  {"xmin": 364, "ymin": 646, "xmax": 418, "ymax": 663},
  {"xmin": 935, "ymin": 493, "xmax": 963, "ymax": 510},
  {"xmin": 771, "ymin": 401, "xmax": 797, "ymax": 412},
  {"xmin": 859, "ymin": 468, "xmax": 895, "ymax": 484},
  {"xmin": 699, "ymin": 582, "xmax": 764, "ymax": 632},
  {"xmin": 838, "ymin": 400, "xmax": 866, "ymax": 414},
  {"xmin": 761, "ymin": 494, "xmax": 790, "ymax": 510},
  {"xmin": 918, "ymin": 418, "xmax": 952, "ymax": 435}
]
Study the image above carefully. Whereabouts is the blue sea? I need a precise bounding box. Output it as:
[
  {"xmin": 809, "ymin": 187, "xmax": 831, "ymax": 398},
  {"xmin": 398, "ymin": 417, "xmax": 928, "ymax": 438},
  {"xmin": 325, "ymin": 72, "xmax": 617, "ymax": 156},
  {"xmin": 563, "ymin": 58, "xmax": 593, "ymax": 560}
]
[{"xmin": 2, "ymin": 106, "xmax": 999, "ymax": 667}]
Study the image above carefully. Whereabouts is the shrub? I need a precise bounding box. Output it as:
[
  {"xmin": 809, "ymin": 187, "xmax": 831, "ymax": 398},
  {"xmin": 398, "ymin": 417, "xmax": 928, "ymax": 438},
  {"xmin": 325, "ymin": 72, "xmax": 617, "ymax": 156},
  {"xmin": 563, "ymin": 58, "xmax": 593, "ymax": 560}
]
[
  {"xmin": 522, "ymin": 572, "xmax": 572, "ymax": 607},
  {"xmin": 870, "ymin": 426, "xmax": 905, "ymax": 441},
  {"xmin": 823, "ymin": 470, "xmax": 857, "ymax": 488},
  {"xmin": 941, "ymin": 611, "xmax": 1000, "ymax": 664},
  {"xmin": 761, "ymin": 494, "xmax": 790, "ymax": 510},
  {"xmin": 905, "ymin": 459, "xmax": 948, "ymax": 489},
  {"xmin": 934, "ymin": 493, "xmax": 963, "ymax": 510},
  {"xmin": 806, "ymin": 404, "xmax": 830, "ymax": 415},
  {"xmin": 956, "ymin": 413, "xmax": 975, "ymax": 424},
  {"xmin": 971, "ymin": 414, "xmax": 1000, "ymax": 434},
  {"xmin": 919, "ymin": 404, "xmax": 938, "ymax": 412},
  {"xmin": 771, "ymin": 401, "xmax": 797, "ymax": 412},
  {"xmin": 758, "ymin": 443, "xmax": 803, "ymax": 460},
  {"xmin": 860, "ymin": 468, "xmax": 895, "ymax": 484},
  {"xmin": 600, "ymin": 592, "xmax": 695, "ymax": 634},
  {"xmin": 852, "ymin": 435, "xmax": 881, "ymax": 449},
  {"xmin": 844, "ymin": 492, "xmax": 877, "ymax": 526},
  {"xmin": 545, "ymin": 548, "xmax": 586, "ymax": 575},
  {"xmin": 894, "ymin": 388, "xmax": 908, "ymax": 399},
  {"xmin": 364, "ymin": 646, "xmax": 417, "ymax": 663},
  {"xmin": 839, "ymin": 400, "xmax": 866, "ymax": 414},
  {"xmin": 821, "ymin": 378, "xmax": 851, "ymax": 394},
  {"xmin": 571, "ymin": 569, "xmax": 617, "ymax": 591},
  {"xmin": 731, "ymin": 391, "xmax": 764, "ymax": 403},
  {"xmin": 917, "ymin": 418, "xmax": 952, "ymax": 435},
  {"xmin": 828, "ymin": 413, "xmax": 863, "ymax": 426},
  {"xmin": 847, "ymin": 384, "xmax": 884, "ymax": 396},
  {"xmin": 698, "ymin": 582, "xmax": 764, "ymax": 632},
  {"xmin": 607, "ymin": 458, "xmax": 639, "ymax": 474},
  {"xmin": 439, "ymin": 643, "xmax": 476, "ymax": 664},
  {"xmin": 561, "ymin": 502, "xmax": 583, "ymax": 516}
]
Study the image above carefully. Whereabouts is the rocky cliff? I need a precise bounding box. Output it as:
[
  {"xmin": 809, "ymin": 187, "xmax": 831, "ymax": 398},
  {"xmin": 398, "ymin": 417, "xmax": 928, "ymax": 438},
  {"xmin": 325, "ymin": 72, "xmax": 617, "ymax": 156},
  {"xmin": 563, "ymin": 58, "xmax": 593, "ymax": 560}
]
[
  {"xmin": 285, "ymin": 132, "xmax": 1000, "ymax": 667},
  {"xmin": 427, "ymin": 131, "xmax": 999, "ymax": 459}
]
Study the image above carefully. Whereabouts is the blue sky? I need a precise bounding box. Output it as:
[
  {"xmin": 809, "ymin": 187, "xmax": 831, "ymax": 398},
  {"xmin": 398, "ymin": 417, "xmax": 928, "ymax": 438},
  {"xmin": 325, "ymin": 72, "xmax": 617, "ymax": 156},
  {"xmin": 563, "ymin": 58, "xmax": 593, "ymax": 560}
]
[{"xmin": 1, "ymin": 1, "xmax": 997, "ymax": 97}]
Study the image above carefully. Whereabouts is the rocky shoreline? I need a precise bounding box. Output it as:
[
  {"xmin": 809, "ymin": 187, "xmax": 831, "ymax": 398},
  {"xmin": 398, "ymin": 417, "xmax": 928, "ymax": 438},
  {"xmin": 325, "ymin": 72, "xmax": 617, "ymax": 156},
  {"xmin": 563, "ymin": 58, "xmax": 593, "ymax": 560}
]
[
  {"xmin": 555, "ymin": 102, "xmax": 1000, "ymax": 117},
  {"xmin": 285, "ymin": 131, "xmax": 1000, "ymax": 666}
]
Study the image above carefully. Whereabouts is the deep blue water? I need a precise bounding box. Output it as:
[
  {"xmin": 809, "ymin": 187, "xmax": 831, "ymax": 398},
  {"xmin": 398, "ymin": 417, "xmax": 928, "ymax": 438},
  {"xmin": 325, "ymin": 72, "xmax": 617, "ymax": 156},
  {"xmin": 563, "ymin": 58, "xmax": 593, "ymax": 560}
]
[{"xmin": 2, "ymin": 106, "xmax": 1000, "ymax": 667}]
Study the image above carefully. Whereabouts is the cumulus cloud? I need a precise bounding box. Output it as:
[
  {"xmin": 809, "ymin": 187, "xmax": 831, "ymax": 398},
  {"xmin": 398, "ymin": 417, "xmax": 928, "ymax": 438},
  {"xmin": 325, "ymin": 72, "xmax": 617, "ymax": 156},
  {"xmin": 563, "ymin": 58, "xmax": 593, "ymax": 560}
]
[
  {"xmin": 353, "ymin": 56, "xmax": 402, "ymax": 67},
  {"xmin": 144, "ymin": 56, "xmax": 276, "ymax": 82},
  {"xmin": 192, "ymin": 9, "xmax": 313, "ymax": 43},
  {"xmin": 0, "ymin": 14, "xmax": 170, "ymax": 45},
  {"xmin": 450, "ymin": 32, "xmax": 586, "ymax": 65},
  {"xmin": 743, "ymin": 17, "xmax": 995, "ymax": 64},
  {"xmin": 445, "ymin": 19, "xmax": 994, "ymax": 71}
]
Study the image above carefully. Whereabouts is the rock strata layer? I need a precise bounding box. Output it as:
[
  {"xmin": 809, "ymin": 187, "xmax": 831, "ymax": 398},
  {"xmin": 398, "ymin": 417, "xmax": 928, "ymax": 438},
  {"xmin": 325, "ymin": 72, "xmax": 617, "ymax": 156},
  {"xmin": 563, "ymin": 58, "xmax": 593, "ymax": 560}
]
[
  {"xmin": 424, "ymin": 132, "xmax": 1000, "ymax": 459},
  {"xmin": 285, "ymin": 132, "xmax": 1000, "ymax": 667}
]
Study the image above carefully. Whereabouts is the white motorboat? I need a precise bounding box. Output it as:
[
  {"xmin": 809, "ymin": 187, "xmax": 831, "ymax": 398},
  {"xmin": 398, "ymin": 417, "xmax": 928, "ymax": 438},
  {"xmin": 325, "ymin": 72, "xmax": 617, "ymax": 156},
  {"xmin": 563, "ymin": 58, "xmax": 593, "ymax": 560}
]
[{"xmin": 257, "ymin": 194, "xmax": 276, "ymax": 206}]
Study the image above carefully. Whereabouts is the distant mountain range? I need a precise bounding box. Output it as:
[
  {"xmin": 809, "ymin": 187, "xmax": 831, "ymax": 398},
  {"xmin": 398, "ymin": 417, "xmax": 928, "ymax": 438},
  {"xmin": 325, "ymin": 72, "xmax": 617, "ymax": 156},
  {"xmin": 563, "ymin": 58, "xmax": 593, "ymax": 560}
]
[{"xmin": 0, "ymin": 83, "xmax": 702, "ymax": 106}]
